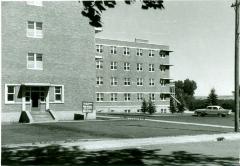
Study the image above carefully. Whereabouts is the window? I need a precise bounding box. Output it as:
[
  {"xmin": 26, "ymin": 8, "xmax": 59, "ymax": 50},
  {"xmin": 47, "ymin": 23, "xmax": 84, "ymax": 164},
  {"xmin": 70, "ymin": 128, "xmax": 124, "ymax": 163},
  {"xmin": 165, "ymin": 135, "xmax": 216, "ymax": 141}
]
[
  {"xmin": 55, "ymin": 86, "xmax": 62, "ymax": 102},
  {"xmin": 149, "ymin": 64, "xmax": 154, "ymax": 72},
  {"xmin": 96, "ymin": 93, "xmax": 104, "ymax": 101},
  {"xmin": 110, "ymin": 77, "xmax": 118, "ymax": 86},
  {"xmin": 149, "ymin": 50, "xmax": 154, "ymax": 57},
  {"xmin": 27, "ymin": 53, "xmax": 43, "ymax": 70},
  {"xmin": 111, "ymin": 93, "xmax": 117, "ymax": 101},
  {"xmin": 96, "ymin": 45, "xmax": 103, "ymax": 53},
  {"xmin": 124, "ymin": 62, "xmax": 130, "ymax": 71},
  {"xmin": 96, "ymin": 60, "xmax": 103, "ymax": 69},
  {"xmin": 149, "ymin": 93, "xmax": 155, "ymax": 101},
  {"xmin": 124, "ymin": 93, "xmax": 131, "ymax": 101},
  {"xmin": 137, "ymin": 93, "xmax": 143, "ymax": 101},
  {"xmin": 96, "ymin": 77, "xmax": 103, "ymax": 85},
  {"xmin": 136, "ymin": 48, "xmax": 143, "ymax": 56},
  {"xmin": 26, "ymin": 1, "xmax": 42, "ymax": 6},
  {"xmin": 40, "ymin": 92, "xmax": 45, "ymax": 102},
  {"xmin": 124, "ymin": 78, "xmax": 131, "ymax": 86},
  {"xmin": 160, "ymin": 79, "xmax": 166, "ymax": 86},
  {"xmin": 125, "ymin": 109, "xmax": 131, "ymax": 113},
  {"xmin": 27, "ymin": 21, "xmax": 43, "ymax": 38},
  {"xmin": 160, "ymin": 65, "xmax": 166, "ymax": 72},
  {"xmin": 6, "ymin": 86, "xmax": 15, "ymax": 102},
  {"xmin": 137, "ymin": 78, "xmax": 143, "ymax": 86},
  {"xmin": 149, "ymin": 78, "xmax": 155, "ymax": 86},
  {"xmin": 160, "ymin": 51, "xmax": 167, "ymax": 58},
  {"xmin": 160, "ymin": 94, "xmax": 166, "ymax": 101},
  {"xmin": 123, "ymin": 47, "xmax": 130, "ymax": 55},
  {"xmin": 137, "ymin": 63, "xmax": 143, "ymax": 71},
  {"xmin": 111, "ymin": 46, "xmax": 117, "ymax": 54},
  {"xmin": 110, "ymin": 61, "xmax": 117, "ymax": 70}
]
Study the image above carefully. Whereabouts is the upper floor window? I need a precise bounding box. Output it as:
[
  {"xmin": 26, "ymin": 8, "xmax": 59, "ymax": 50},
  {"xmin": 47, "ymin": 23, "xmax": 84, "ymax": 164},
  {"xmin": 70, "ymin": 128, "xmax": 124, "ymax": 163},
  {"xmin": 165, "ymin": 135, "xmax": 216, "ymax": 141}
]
[
  {"xmin": 137, "ymin": 93, "xmax": 143, "ymax": 101},
  {"xmin": 124, "ymin": 62, "xmax": 130, "ymax": 71},
  {"xmin": 110, "ymin": 61, "xmax": 117, "ymax": 70},
  {"xmin": 136, "ymin": 48, "xmax": 143, "ymax": 56},
  {"xmin": 111, "ymin": 46, "xmax": 117, "ymax": 54},
  {"xmin": 123, "ymin": 47, "xmax": 130, "ymax": 56},
  {"xmin": 26, "ymin": 1, "xmax": 42, "ymax": 6},
  {"xmin": 160, "ymin": 94, "xmax": 166, "ymax": 101},
  {"xmin": 137, "ymin": 63, "xmax": 143, "ymax": 71},
  {"xmin": 149, "ymin": 78, "xmax": 155, "ymax": 86},
  {"xmin": 160, "ymin": 79, "xmax": 166, "ymax": 86},
  {"xmin": 96, "ymin": 77, "xmax": 103, "ymax": 85},
  {"xmin": 149, "ymin": 50, "xmax": 155, "ymax": 57},
  {"xmin": 111, "ymin": 93, "xmax": 118, "ymax": 101},
  {"xmin": 160, "ymin": 65, "xmax": 166, "ymax": 72},
  {"xmin": 160, "ymin": 51, "xmax": 167, "ymax": 58},
  {"xmin": 149, "ymin": 64, "xmax": 155, "ymax": 72},
  {"xmin": 124, "ymin": 93, "xmax": 131, "ymax": 101},
  {"xmin": 6, "ymin": 85, "xmax": 15, "ymax": 103},
  {"xmin": 55, "ymin": 86, "xmax": 63, "ymax": 102},
  {"xmin": 124, "ymin": 78, "xmax": 131, "ymax": 86},
  {"xmin": 137, "ymin": 78, "xmax": 143, "ymax": 86},
  {"xmin": 27, "ymin": 21, "xmax": 43, "ymax": 38},
  {"xmin": 27, "ymin": 53, "xmax": 43, "ymax": 70},
  {"xmin": 96, "ymin": 45, "xmax": 103, "ymax": 53},
  {"xmin": 149, "ymin": 93, "xmax": 155, "ymax": 101},
  {"xmin": 96, "ymin": 93, "xmax": 104, "ymax": 101},
  {"xmin": 96, "ymin": 60, "xmax": 103, "ymax": 69},
  {"xmin": 110, "ymin": 77, "xmax": 118, "ymax": 86}
]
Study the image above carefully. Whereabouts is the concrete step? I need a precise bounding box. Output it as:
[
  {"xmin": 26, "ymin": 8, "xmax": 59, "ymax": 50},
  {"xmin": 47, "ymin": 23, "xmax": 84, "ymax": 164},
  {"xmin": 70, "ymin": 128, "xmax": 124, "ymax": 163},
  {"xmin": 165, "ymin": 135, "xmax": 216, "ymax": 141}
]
[{"xmin": 30, "ymin": 111, "xmax": 55, "ymax": 122}]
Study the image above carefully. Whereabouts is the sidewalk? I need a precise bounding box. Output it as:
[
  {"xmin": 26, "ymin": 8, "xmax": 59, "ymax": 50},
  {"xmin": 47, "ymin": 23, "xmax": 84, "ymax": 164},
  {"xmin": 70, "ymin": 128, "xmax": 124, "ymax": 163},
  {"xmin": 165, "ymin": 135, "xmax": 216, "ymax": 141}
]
[{"xmin": 4, "ymin": 132, "xmax": 240, "ymax": 151}]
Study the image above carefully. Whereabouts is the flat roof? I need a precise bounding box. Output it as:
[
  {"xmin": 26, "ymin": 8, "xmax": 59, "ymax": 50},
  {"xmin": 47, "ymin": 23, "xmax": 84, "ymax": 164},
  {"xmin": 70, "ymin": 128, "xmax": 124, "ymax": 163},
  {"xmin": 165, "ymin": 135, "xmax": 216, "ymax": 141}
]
[{"xmin": 95, "ymin": 38, "xmax": 170, "ymax": 50}]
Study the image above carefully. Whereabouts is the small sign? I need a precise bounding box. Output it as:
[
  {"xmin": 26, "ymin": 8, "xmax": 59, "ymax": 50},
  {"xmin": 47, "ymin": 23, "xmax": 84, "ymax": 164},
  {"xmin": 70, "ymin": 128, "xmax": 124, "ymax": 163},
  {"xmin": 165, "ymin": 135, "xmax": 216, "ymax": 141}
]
[{"xmin": 82, "ymin": 102, "xmax": 93, "ymax": 113}]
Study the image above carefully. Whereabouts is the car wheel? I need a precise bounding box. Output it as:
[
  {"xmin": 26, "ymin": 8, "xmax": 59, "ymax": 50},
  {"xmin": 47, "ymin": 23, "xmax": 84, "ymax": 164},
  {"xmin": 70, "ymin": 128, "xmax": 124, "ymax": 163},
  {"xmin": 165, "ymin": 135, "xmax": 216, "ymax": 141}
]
[{"xmin": 197, "ymin": 112, "xmax": 201, "ymax": 117}]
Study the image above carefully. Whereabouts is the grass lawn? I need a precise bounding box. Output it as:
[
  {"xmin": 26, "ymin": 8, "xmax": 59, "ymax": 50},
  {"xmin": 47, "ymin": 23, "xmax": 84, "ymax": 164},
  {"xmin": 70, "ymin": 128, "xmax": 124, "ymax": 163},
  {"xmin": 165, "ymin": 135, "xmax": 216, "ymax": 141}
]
[{"xmin": 2, "ymin": 119, "xmax": 233, "ymax": 145}]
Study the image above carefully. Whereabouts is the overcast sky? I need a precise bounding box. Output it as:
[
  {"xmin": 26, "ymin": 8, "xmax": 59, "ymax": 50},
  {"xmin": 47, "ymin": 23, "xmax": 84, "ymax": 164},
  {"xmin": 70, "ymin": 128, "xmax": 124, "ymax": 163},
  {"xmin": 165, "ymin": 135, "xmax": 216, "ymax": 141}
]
[{"xmin": 96, "ymin": 0, "xmax": 239, "ymax": 96}]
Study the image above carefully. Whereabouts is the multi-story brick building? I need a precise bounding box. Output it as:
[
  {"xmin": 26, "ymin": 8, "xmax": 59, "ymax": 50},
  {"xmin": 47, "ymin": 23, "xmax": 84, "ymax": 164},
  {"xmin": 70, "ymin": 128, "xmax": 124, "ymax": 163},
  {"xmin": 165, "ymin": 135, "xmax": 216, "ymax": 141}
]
[
  {"xmin": 95, "ymin": 38, "xmax": 173, "ymax": 113},
  {"xmin": 2, "ymin": 1, "xmax": 96, "ymax": 122}
]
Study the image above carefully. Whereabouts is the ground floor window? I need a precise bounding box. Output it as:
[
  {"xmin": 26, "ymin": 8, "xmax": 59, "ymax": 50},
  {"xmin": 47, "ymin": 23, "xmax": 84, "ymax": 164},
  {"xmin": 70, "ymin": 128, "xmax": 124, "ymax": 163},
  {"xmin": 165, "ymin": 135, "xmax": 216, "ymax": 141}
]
[
  {"xmin": 54, "ymin": 86, "xmax": 62, "ymax": 102},
  {"xmin": 96, "ymin": 93, "xmax": 104, "ymax": 101},
  {"xmin": 6, "ymin": 85, "xmax": 15, "ymax": 103}
]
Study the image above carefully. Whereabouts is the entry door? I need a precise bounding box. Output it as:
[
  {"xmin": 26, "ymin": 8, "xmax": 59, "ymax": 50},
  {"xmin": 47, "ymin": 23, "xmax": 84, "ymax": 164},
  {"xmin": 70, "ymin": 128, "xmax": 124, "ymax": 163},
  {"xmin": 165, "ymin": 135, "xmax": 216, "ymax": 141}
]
[{"xmin": 31, "ymin": 92, "xmax": 40, "ymax": 111}]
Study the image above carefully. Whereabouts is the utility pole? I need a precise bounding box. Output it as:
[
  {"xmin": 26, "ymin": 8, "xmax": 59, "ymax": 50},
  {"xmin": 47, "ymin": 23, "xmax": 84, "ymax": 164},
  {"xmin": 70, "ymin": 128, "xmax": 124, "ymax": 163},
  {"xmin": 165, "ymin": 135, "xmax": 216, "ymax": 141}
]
[{"xmin": 231, "ymin": 0, "xmax": 240, "ymax": 132}]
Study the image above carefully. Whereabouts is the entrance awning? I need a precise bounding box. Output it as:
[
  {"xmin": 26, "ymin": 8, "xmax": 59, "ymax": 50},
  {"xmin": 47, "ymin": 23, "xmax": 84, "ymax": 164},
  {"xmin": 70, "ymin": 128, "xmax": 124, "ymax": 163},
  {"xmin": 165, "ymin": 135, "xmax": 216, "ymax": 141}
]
[{"xmin": 21, "ymin": 83, "xmax": 51, "ymax": 87}]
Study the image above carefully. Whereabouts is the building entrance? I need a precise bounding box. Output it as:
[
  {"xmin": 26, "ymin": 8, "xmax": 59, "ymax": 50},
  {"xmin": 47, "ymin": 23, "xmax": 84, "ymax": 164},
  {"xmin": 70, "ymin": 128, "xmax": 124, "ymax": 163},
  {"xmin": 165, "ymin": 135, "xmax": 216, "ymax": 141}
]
[{"xmin": 31, "ymin": 92, "xmax": 40, "ymax": 111}]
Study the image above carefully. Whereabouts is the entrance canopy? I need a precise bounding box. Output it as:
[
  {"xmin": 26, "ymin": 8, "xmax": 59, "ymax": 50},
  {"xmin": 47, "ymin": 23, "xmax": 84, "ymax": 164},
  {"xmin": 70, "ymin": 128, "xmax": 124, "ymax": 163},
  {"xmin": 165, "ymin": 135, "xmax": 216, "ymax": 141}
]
[{"xmin": 21, "ymin": 83, "xmax": 51, "ymax": 87}]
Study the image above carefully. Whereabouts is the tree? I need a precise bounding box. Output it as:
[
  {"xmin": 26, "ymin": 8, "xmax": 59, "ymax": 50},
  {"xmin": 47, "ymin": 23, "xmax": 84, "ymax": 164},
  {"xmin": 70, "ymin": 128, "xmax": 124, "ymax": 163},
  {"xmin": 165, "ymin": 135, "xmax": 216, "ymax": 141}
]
[
  {"xmin": 170, "ymin": 97, "xmax": 177, "ymax": 114},
  {"xmin": 141, "ymin": 99, "xmax": 148, "ymax": 114},
  {"xmin": 148, "ymin": 100, "xmax": 156, "ymax": 115},
  {"xmin": 183, "ymin": 79, "xmax": 197, "ymax": 96},
  {"xmin": 80, "ymin": 0, "xmax": 164, "ymax": 27},
  {"xmin": 207, "ymin": 88, "xmax": 218, "ymax": 105},
  {"xmin": 175, "ymin": 79, "xmax": 197, "ymax": 110},
  {"xmin": 177, "ymin": 103, "xmax": 185, "ymax": 113}
]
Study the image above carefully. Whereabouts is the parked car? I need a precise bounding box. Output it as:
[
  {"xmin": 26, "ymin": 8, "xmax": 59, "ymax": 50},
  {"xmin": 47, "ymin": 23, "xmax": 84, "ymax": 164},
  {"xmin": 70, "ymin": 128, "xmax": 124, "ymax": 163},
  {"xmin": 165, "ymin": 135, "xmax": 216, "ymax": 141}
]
[{"xmin": 194, "ymin": 106, "xmax": 232, "ymax": 117}]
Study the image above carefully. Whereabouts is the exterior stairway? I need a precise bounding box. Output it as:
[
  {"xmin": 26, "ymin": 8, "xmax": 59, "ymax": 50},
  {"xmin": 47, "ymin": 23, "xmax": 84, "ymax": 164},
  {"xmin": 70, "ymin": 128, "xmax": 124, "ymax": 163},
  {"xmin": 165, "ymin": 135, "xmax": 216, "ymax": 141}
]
[{"xmin": 31, "ymin": 111, "xmax": 55, "ymax": 123}]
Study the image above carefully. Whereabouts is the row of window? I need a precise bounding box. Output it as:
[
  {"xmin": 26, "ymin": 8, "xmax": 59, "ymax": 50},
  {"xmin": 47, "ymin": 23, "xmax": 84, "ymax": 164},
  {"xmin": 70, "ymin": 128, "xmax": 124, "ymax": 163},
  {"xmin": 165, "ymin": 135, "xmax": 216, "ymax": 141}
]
[
  {"xmin": 6, "ymin": 85, "xmax": 63, "ymax": 103},
  {"xmin": 96, "ymin": 93, "xmax": 169, "ymax": 102},
  {"xmin": 96, "ymin": 44, "xmax": 168, "ymax": 58},
  {"xmin": 96, "ymin": 77, "xmax": 169, "ymax": 86},
  {"xmin": 96, "ymin": 61, "xmax": 169, "ymax": 72}
]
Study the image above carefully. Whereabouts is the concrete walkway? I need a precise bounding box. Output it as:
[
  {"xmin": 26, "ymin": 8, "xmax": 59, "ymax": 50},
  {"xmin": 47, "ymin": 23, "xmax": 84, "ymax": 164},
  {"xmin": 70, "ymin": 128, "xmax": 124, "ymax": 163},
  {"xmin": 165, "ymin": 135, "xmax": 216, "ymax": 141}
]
[
  {"xmin": 145, "ymin": 119, "xmax": 234, "ymax": 129},
  {"xmin": 4, "ymin": 132, "xmax": 240, "ymax": 151}
]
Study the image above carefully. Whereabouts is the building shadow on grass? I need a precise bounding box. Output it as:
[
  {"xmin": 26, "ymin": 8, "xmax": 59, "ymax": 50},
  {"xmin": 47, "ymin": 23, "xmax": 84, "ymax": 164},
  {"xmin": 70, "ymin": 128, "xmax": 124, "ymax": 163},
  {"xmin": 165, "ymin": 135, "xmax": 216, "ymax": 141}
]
[{"xmin": 2, "ymin": 145, "xmax": 238, "ymax": 166}]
